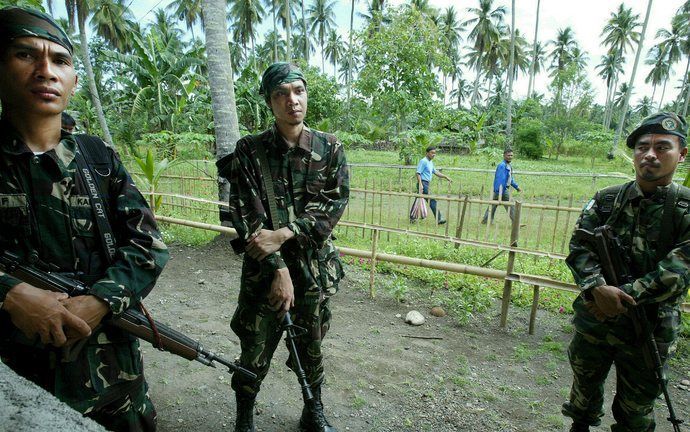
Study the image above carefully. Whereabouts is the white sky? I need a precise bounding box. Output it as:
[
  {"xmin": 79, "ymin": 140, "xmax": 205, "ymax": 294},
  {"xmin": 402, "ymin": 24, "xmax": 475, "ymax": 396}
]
[{"xmin": 46, "ymin": 0, "xmax": 687, "ymax": 108}]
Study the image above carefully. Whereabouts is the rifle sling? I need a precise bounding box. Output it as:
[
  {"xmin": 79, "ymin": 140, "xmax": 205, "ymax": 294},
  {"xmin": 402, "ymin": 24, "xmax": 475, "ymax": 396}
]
[
  {"xmin": 251, "ymin": 135, "xmax": 280, "ymax": 230},
  {"xmin": 657, "ymin": 182, "xmax": 678, "ymax": 263},
  {"xmin": 74, "ymin": 138, "xmax": 116, "ymax": 265}
]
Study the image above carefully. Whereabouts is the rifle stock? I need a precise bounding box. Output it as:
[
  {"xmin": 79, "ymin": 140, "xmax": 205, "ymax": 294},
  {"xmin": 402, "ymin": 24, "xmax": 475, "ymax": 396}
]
[
  {"xmin": 0, "ymin": 251, "xmax": 256, "ymax": 381},
  {"xmin": 574, "ymin": 226, "xmax": 683, "ymax": 432}
]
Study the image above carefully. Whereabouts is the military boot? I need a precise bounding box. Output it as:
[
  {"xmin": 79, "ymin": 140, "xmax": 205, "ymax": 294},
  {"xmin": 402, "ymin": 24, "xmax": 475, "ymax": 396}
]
[
  {"xmin": 299, "ymin": 385, "xmax": 337, "ymax": 432},
  {"xmin": 234, "ymin": 393, "xmax": 256, "ymax": 432},
  {"xmin": 569, "ymin": 423, "xmax": 589, "ymax": 432}
]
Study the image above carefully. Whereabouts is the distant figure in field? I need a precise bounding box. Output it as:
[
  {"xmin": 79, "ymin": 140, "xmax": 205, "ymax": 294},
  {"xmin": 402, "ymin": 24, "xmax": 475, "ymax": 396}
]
[
  {"xmin": 482, "ymin": 148, "xmax": 521, "ymax": 224},
  {"xmin": 61, "ymin": 111, "xmax": 75, "ymax": 133},
  {"xmin": 413, "ymin": 146, "xmax": 452, "ymax": 224}
]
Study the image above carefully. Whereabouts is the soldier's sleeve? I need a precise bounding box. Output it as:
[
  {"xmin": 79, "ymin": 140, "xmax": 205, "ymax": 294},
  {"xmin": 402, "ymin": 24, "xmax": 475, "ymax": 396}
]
[
  {"xmin": 227, "ymin": 140, "xmax": 286, "ymax": 272},
  {"xmin": 565, "ymin": 194, "xmax": 607, "ymax": 296},
  {"xmin": 287, "ymin": 138, "xmax": 350, "ymax": 248},
  {"xmin": 0, "ymin": 273, "xmax": 23, "ymax": 305},
  {"xmin": 88, "ymin": 150, "xmax": 170, "ymax": 316},
  {"xmin": 621, "ymin": 210, "xmax": 690, "ymax": 305}
]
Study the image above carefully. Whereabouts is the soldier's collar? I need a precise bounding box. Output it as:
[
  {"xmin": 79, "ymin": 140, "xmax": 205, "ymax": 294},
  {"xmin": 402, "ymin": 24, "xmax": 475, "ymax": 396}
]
[
  {"xmin": 271, "ymin": 123, "xmax": 312, "ymax": 154},
  {"xmin": 631, "ymin": 181, "xmax": 673, "ymax": 201},
  {"xmin": 0, "ymin": 119, "xmax": 76, "ymax": 165}
]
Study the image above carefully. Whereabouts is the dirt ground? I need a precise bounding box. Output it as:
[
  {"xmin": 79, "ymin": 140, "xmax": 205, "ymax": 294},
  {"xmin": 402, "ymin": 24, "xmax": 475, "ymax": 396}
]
[{"xmin": 143, "ymin": 238, "xmax": 690, "ymax": 432}]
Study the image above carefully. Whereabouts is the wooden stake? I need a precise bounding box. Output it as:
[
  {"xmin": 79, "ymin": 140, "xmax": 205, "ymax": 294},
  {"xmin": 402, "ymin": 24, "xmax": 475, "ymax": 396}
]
[
  {"xmin": 529, "ymin": 284, "xmax": 540, "ymax": 335},
  {"xmin": 500, "ymin": 201, "xmax": 522, "ymax": 328},
  {"xmin": 369, "ymin": 229, "xmax": 379, "ymax": 299}
]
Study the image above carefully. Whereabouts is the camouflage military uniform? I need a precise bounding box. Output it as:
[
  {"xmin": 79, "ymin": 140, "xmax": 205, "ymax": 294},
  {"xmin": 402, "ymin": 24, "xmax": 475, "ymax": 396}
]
[
  {"xmin": 225, "ymin": 124, "xmax": 349, "ymax": 397},
  {"xmin": 0, "ymin": 121, "xmax": 169, "ymax": 431},
  {"xmin": 562, "ymin": 180, "xmax": 690, "ymax": 431}
]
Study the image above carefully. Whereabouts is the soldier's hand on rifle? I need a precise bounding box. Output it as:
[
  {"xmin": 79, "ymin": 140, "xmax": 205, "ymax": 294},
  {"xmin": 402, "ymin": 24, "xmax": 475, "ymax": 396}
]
[
  {"xmin": 60, "ymin": 295, "xmax": 110, "ymax": 344},
  {"xmin": 584, "ymin": 301, "xmax": 608, "ymax": 322},
  {"xmin": 269, "ymin": 268, "xmax": 294, "ymax": 317},
  {"xmin": 591, "ymin": 285, "xmax": 636, "ymax": 318},
  {"xmin": 2, "ymin": 282, "xmax": 92, "ymax": 347},
  {"xmin": 246, "ymin": 228, "xmax": 294, "ymax": 260}
]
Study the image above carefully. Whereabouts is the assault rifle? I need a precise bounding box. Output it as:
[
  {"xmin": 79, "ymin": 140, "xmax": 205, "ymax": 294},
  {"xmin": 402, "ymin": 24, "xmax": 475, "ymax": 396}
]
[
  {"xmin": 574, "ymin": 226, "xmax": 683, "ymax": 432},
  {"xmin": 0, "ymin": 250, "xmax": 256, "ymax": 381},
  {"xmin": 282, "ymin": 311, "xmax": 314, "ymax": 403}
]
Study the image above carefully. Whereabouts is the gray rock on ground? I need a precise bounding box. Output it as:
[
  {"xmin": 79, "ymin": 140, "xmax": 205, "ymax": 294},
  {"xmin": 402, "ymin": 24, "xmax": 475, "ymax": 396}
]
[{"xmin": 0, "ymin": 361, "xmax": 105, "ymax": 432}]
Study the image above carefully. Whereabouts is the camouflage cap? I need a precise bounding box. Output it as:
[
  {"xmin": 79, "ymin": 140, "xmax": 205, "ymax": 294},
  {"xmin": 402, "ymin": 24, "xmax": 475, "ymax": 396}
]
[
  {"xmin": 0, "ymin": 6, "xmax": 73, "ymax": 55},
  {"xmin": 626, "ymin": 111, "xmax": 688, "ymax": 148},
  {"xmin": 259, "ymin": 62, "xmax": 307, "ymax": 103}
]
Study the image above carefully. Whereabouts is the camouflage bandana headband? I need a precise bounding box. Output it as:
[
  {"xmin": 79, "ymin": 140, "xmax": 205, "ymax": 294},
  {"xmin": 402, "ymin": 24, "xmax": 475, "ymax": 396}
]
[
  {"xmin": 0, "ymin": 6, "xmax": 74, "ymax": 55},
  {"xmin": 259, "ymin": 62, "xmax": 307, "ymax": 103}
]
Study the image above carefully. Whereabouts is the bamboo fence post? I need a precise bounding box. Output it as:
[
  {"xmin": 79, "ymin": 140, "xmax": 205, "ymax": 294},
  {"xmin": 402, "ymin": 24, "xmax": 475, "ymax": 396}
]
[
  {"xmin": 445, "ymin": 181, "xmax": 452, "ymax": 237},
  {"xmin": 369, "ymin": 228, "xmax": 379, "ymax": 298},
  {"xmin": 500, "ymin": 200, "xmax": 522, "ymax": 328},
  {"xmin": 398, "ymin": 167, "xmax": 402, "ymax": 186},
  {"xmin": 387, "ymin": 179, "xmax": 392, "ymax": 242},
  {"xmin": 379, "ymin": 180, "xmax": 384, "ymax": 226},
  {"xmin": 362, "ymin": 179, "xmax": 368, "ymax": 238},
  {"xmin": 476, "ymin": 185, "xmax": 485, "ymax": 240},
  {"xmin": 529, "ymin": 284, "xmax": 540, "ymax": 335},
  {"xmin": 560, "ymin": 194, "xmax": 574, "ymax": 253},
  {"xmin": 535, "ymin": 204, "xmax": 546, "ymax": 252},
  {"xmin": 455, "ymin": 195, "xmax": 469, "ymax": 248},
  {"xmin": 550, "ymin": 195, "xmax": 562, "ymax": 253}
]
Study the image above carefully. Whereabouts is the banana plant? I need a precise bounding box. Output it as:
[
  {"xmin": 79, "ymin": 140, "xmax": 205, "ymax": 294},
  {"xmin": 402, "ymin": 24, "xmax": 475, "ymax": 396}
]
[{"xmin": 133, "ymin": 148, "xmax": 174, "ymax": 212}]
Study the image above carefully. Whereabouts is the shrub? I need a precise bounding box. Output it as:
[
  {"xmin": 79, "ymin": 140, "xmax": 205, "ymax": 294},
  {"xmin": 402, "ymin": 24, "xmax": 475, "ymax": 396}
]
[
  {"xmin": 515, "ymin": 119, "xmax": 545, "ymax": 160},
  {"xmin": 335, "ymin": 131, "xmax": 371, "ymax": 150},
  {"xmin": 135, "ymin": 131, "xmax": 215, "ymax": 160}
]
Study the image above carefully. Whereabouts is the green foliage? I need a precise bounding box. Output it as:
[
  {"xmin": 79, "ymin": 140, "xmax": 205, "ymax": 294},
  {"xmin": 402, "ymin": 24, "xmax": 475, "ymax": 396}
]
[
  {"xmin": 384, "ymin": 274, "xmax": 410, "ymax": 303},
  {"xmin": 133, "ymin": 148, "xmax": 174, "ymax": 211},
  {"xmin": 298, "ymin": 62, "xmax": 343, "ymax": 128},
  {"xmin": 335, "ymin": 131, "xmax": 371, "ymax": 150},
  {"xmin": 135, "ymin": 131, "xmax": 215, "ymax": 160},
  {"xmin": 0, "ymin": 0, "xmax": 43, "ymax": 8},
  {"xmin": 356, "ymin": 7, "xmax": 448, "ymax": 133},
  {"xmin": 684, "ymin": 167, "xmax": 690, "ymax": 188},
  {"xmin": 515, "ymin": 119, "xmax": 545, "ymax": 160},
  {"xmin": 397, "ymin": 129, "xmax": 443, "ymax": 165}
]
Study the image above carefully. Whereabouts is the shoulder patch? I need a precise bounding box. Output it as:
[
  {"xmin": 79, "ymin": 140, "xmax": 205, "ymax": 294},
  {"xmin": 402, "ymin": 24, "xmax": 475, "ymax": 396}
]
[{"xmin": 584, "ymin": 199, "xmax": 595, "ymax": 211}]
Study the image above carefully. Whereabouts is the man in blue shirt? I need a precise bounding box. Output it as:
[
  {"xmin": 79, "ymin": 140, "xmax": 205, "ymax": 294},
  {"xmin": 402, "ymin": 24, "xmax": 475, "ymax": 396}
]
[
  {"xmin": 482, "ymin": 148, "xmax": 522, "ymax": 224},
  {"xmin": 414, "ymin": 146, "xmax": 452, "ymax": 224}
]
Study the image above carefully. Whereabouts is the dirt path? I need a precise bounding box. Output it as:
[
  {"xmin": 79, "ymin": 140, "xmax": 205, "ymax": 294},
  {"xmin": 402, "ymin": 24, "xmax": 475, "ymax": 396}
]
[{"xmin": 143, "ymin": 239, "xmax": 689, "ymax": 432}]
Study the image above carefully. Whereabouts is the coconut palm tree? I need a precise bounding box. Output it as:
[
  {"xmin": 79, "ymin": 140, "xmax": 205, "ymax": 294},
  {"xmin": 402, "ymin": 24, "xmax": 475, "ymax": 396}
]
[
  {"xmin": 47, "ymin": 0, "xmax": 114, "ymax": 146},
  {"xmin": 90, "ymin": 0, "xmax": 137, "ymax": 52},
  {"xmin": 645, "ymin": 45, "xmax": 671, "ymax": 109},
  {"xmin": 527, "ymin": 0, "xmax": 541, "ymax": 98},
  {"xmin": 291, "ymin": 19, "xmax": 314, "ymax": 60},
  {"xmin": 548, "ymin": 27, "xmax": 578, "ymax": 106},
  {"xmin": 612, "ymin": 0, "xmax": 652, "ymax": 154},
  {"xmin": 307, "ymin": 0, "xmax": 337, "ymax": 73},
  {"xmin": 167, "ymin": 0, "xmax": 204, "ymax": 38},
  {"xmin": 439, "ymin": 6, "xmax": 464, "ymax": 105},
  {"xmin": 464, "ymin": 0, "xmax": 506, "ymax": 107},
  {"xmin": 347, "ymin": 0, "xmax": 357, "ymax": 105},
  {"xmin": 635, "ymin": 95, "xmax": 654, "ymax": 117},
  {"xmin": 229, "ymin": 0, "xmax": 265, "ymax": 60},
  {"xmin": 656, "ymin": 14, "xmax": 685, "ymax": 109},
  {"xmin": 201, "ymin": 0, "xmax": 241, "ymax": 211},
  {"xmin": 597, "ymin": 53, "xmax": 623, "ymax": 114},
  {"xmin": 527, "ymin": 41, "xmax": 545, "ymax": 97},
  {"xmin": 601, "ymin": 3, "xmax": 640, "ymax": 128},
  {"xmin": 450, "ymin": 78, "xmax": 471, "ymax": 109},
  {"xmin": 324, "ymin": 29, "xmax": 344, "ymax": 79}
]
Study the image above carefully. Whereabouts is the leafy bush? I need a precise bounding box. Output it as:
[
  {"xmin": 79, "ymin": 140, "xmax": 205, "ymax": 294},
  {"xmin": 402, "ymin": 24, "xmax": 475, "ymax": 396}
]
[
  {"xmin": 396, "ymin": 129, "xmax": 443, "ymax": 165},
  {"xmin": 135, "ymin": 131, "xmax": 215, "ymax": 160},
  {"xmin": 335, "ymin": 131, "xmax": 372, "ymax": 150},
  {"xmin": 515, "ymin": 119, "xmax": 545, "ymax": 160}
]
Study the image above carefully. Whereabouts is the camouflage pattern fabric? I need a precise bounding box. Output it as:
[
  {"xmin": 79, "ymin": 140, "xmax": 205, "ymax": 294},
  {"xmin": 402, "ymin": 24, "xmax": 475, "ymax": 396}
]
[
  {"xmin": 562, "ymin": 180, "xmax": 690, "ymax": 430},
  {"xmin": 225, "ymin": 124, "xmax": 349, "ymax": 395},
  {"xmin": 0, "ymin": 6, "xmax": 73, "ymax": 54},
  {"xmin": 231, "ymin": 297, "xmax": 332, "ymax": 396},
  {"xmin": 0, "ymin": 120, "xmax": 169, "ymax": 431}
]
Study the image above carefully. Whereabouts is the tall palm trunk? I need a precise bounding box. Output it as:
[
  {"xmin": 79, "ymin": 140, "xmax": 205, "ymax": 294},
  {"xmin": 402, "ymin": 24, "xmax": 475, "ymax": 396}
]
[
  {"xmin": 612, "ymin": 0, "xmax": 652, "ymax": 154},
  {"xmin": 658, "ymin": 75, "xmax": 668, "ymax": 110},
  {"xmin": 272, "ymin": 0, "xmax": 278, "ymax": 61},
  {"xmin": 285, "ymin": 0, "xmax": 292, "ymax": 61},
  {"xmin": 201, "ymin": 0, "xmax": 241, "ymax": 215},
  {"xmin": 605, "ymin": 73, "xmax": 619, "ymax": 128},
  {"xmin": 77, "ymin": 12, "xmax": 113, "ymax": 146},
  {"xmin": 301, "ymin": 0, "xmax": 308, "ymax": 62},
  {"xmin": 347, "ymin": 0, "xmax": 355, "ymax": 106},
  {"xmin": 506, "ymin": 0, "xmax": 516, "ymax": 137},
  {"xmin": 650, "ymin": 84, "xmax": 657, "ymax": 106},
  {"xmin": 470, "ymin": 50, "xmax": 483, "ymax": 107},
  {"xmin": 527, "ymin": 0, "xmax": 540, "ymax": 98},
  {"xmin": 675, "ymin": 56, "xmax": 689, "ymax": 112},
  {"xmin": 683, "ymin": 73, "xmax": 690, "ymax": 117}
]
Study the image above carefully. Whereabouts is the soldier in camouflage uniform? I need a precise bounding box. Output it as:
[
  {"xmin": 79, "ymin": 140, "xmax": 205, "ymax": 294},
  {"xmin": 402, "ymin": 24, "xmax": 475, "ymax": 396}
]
[
  {"xmin": 0, "ymin": 7, "xmax": 169, "ymax": 431},
  {"xmin": 562, "ymin": 112, "xmax": 690, "ymax": 432},
  {"xmin": 220, "ymin": 63, "xmax": 349, "ymax": 432}
]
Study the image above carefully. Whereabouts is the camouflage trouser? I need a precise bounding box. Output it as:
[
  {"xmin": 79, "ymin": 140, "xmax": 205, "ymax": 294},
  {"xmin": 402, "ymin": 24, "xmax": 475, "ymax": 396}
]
[
  {"xmin": 230, "ymin": 296, "xmax": 332, "ymax": 398},
  {"xmin": 0, "ymin": 335, "xmax": 156, "ymax": 432},
  {"xmin": 562, "ymin": 331, "xmax": 669, "ymax": 432}
]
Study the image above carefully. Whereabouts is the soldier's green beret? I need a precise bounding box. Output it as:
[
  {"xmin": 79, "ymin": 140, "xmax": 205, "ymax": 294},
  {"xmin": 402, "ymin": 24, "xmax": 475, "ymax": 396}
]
[
  {"xmin": 626, "ymin": 111, "xmax": 688, "ymax": 148},
  {"xmin": 259, "ymin": 62, "xmax": 307, "ymax": 103},
  {"xmin": 0, "ymin": 6, "xmax": 73, "ymax": 55}
]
